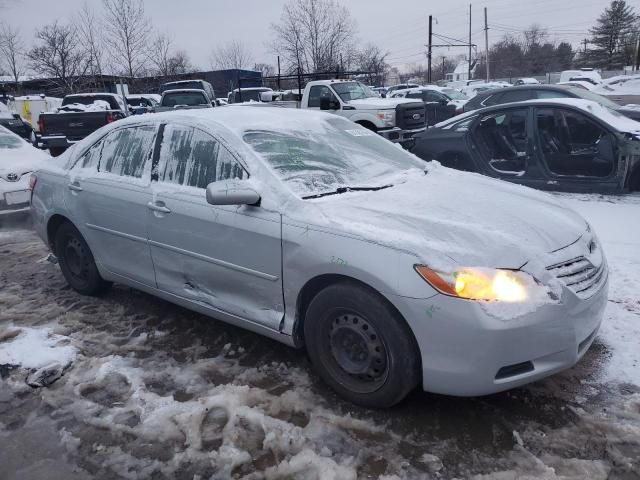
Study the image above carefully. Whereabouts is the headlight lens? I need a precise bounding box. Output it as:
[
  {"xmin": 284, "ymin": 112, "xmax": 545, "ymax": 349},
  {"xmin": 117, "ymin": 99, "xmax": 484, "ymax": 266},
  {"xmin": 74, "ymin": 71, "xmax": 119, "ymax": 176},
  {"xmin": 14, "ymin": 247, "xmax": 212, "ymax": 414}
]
[
  {"xmin": 377, "ymin": 110, "xmax": 395, "ymax": 126},
  {"xmin": 414, "ymin": 265, "xmax": 532, "ymax": 302}
]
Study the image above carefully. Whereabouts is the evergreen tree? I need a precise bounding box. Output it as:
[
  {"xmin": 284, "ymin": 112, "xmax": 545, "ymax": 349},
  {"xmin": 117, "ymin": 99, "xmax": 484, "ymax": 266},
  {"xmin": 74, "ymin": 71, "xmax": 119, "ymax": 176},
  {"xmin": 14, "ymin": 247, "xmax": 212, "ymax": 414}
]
[{"xmin": 588, "ymin": 0, "xmax": 639, "ymax": 69}]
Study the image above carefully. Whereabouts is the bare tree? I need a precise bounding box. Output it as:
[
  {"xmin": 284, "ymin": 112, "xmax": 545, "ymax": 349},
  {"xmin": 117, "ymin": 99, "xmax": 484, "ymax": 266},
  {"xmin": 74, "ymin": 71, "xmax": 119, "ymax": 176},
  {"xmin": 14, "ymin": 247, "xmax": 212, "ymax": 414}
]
[
  {"xmin": 209, "ymin": 40, "xmax": 252, "ymax": 70},
  {"xmin": 0, "ymin": 22, "xmax": 25, "ymax": 83},
  {"xmin": 102, "ymin": 0, "xmax": 152, "ymax": 79},
  {"xmin": 76, "ymin": 2, "xmax": 105, "ymax": 87},
  {"xmin": 271, "ymin": 0, "xmax": 357, "ymax": 74},
  {"xmin": 149, "ymin": 33, "xmax": 193, "ymax": 77},
  {"xmin": 253, "ymin": 62, "xmax": 275, "ymax": 77},
  {"xmin": 27, "ymin": 22, "xmax": 89, "ymax": 94},
  {"xmin": 356, "ymin": 43, "xmax": 388, "ymax": 85}
]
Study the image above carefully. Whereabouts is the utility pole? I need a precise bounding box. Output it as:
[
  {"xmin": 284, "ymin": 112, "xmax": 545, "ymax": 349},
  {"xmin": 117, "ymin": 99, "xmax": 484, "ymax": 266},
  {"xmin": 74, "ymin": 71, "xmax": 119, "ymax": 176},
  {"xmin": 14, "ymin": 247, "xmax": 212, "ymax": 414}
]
[
  {"xmin": 442, "ymin": 57, "xmax": 446, "ymax": 80},
  {"xmin": 427, "ymin": 15, "xmax": 433, "ymax": 84},
  {"xmin": 583, "ymin": 38, "xmax": 589, "ymax": 54},
  {"xmin": 277, "ymin": 56, "xmax": 281, "ymax": 90},
  {"xmin": 634, "ymin": 35, "xmax": 640, "ymax": 71},
  {"xmin": 468, "ymin": 4, "xmax": 472, "ymax": 81},
  {"xmin": 484, "ymin": 7, "xmax": 489, "ymax": 82}
]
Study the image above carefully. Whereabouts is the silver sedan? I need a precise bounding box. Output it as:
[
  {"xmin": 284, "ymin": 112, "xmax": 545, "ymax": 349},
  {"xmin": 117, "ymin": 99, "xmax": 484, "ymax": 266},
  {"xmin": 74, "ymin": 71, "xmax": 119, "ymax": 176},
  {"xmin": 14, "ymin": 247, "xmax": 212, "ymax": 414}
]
[{"xmin": 31, "ymin": 107, "xmax": 608, "ymax": 407}]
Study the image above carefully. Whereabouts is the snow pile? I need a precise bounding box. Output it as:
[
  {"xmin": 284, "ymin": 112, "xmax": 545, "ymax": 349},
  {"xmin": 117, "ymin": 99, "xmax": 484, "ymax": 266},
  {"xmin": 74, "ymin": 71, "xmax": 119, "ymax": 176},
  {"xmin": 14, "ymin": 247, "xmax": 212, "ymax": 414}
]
[
  {"xmin": 57, "ymin": 100, "xmax": 111, "ymax": 113},
  {"xmin": 0, "ymin": 324, "xmax": 77, "ymax": 370}
]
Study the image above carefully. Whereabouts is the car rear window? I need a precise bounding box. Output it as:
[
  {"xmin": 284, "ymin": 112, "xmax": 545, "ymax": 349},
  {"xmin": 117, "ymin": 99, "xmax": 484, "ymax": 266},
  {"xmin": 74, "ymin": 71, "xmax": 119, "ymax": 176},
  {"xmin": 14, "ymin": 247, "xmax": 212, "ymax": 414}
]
[{"xmin": 162, "ymin": 92, "xmax": 209, "ymax": 107}]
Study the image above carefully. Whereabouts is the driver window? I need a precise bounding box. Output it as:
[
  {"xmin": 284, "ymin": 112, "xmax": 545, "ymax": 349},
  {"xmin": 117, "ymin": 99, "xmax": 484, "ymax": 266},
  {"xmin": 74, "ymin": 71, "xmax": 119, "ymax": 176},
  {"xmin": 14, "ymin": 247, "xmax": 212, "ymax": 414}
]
[
  {"xmin": 536, "ymin": 108, "xmax": 614, "ymax": 177},
  {"xmin": 308, "ymin": 85, "xmax": 336, "ymax": 108},
  {"xmin": 475, "ymin": 109, "xmax": 529, "ymax": 175}
]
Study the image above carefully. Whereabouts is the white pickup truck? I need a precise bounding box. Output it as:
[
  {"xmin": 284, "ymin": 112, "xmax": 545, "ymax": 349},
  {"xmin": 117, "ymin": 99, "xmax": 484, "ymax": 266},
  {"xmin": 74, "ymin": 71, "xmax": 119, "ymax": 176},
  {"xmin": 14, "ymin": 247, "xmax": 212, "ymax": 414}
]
[{"xmin": 295, "ymin": 80, "xmax": 427, "ymax": 145}]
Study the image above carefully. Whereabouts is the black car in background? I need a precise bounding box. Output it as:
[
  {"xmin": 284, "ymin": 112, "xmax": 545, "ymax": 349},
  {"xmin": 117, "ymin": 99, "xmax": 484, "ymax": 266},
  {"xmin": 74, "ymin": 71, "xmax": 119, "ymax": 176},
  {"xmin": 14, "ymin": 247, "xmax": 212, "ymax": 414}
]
[
  {"xmin": 462, "ymin": 84, "xmax": 640, "ymax": 121},
  {"xmin": 411, "ymin": 98, "xmax": 640, "ymax": 194}
]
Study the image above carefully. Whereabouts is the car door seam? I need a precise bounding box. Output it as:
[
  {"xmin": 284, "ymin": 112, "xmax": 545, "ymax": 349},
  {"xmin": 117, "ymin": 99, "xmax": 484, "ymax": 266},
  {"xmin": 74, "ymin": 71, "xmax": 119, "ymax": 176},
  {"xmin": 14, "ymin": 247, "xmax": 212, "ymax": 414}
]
[{"xmin": 148, "ymin": 239, "xmax": 279, "ymax": 282}]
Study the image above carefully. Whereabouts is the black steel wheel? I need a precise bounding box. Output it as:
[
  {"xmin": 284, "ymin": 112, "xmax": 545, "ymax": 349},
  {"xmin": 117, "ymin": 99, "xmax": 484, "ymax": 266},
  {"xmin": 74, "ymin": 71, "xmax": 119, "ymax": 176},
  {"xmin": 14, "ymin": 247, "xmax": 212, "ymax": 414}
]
[
  {"xmin": 55, "ymin": 222, "xmax": 111, "ymax": 296},
  {"xmin": 304, "ymin": 281, "xmax": 420, "ymax": 408}
]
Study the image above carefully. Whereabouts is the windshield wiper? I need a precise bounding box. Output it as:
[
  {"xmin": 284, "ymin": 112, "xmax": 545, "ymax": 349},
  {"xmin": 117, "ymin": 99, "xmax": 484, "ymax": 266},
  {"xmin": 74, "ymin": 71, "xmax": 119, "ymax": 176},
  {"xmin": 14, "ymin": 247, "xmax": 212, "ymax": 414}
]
[{"xmin": 302, "ymin": 184, "xmax": 393, "ymax": 200}]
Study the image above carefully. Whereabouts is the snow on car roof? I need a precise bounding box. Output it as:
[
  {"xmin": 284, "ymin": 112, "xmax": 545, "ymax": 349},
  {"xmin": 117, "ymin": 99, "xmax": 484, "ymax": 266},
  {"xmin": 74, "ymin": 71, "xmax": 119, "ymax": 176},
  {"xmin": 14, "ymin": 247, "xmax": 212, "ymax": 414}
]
[{"xmin": 393, "ymin": 85, "xmax": 444, "ymax": 96}]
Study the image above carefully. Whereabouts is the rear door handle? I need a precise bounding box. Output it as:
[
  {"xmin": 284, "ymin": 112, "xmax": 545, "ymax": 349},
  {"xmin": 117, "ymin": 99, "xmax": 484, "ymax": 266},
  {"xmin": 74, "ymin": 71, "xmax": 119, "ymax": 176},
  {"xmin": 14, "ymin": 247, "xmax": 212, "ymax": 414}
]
[
  {"xmin": 68, "ymin": 182, "xmax": 83, "ymax": 192},
  {"xmin": 147, "ymin": 201, "xmax": 171, "ymax": 214}
]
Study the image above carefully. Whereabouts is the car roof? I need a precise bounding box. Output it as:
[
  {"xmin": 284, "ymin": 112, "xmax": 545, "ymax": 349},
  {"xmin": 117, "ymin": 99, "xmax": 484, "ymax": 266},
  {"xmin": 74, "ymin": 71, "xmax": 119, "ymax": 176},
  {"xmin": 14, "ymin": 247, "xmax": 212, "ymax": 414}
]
[{"xmin": 113, "ymin": 105, "xmax": 343, "ymax": 138}]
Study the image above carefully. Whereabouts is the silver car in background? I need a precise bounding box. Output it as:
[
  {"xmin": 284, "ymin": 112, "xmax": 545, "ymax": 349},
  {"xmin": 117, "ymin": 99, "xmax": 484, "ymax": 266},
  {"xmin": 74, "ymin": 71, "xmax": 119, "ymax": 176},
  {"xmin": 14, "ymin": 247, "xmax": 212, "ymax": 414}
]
[{"xmin": 31, "ymin": 108, "xmax": 608, "ymax": 407}]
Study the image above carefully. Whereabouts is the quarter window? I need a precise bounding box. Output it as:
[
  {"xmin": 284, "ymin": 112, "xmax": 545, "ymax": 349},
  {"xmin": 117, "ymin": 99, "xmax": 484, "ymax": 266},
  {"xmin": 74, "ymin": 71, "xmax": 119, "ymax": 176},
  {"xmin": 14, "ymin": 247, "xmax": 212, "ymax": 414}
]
[
  {"xmin": 158, "ymin": 125, "xmax": 246, "ymax": 188},
  {"xmin": 100, "ymin": 126, "xmax": 156, "ymax": 177},
  {"xmin": 76, "ymin": 139, "xmax": 104, "ymax": 170}
]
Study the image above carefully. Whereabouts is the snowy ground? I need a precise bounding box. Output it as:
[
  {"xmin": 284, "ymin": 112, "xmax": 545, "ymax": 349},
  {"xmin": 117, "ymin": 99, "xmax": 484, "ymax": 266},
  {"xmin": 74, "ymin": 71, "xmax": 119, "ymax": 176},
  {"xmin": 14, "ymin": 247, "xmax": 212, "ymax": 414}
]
[{"xmin": 0, "ymin": 194, "xmax": 639, "ymax": 480}]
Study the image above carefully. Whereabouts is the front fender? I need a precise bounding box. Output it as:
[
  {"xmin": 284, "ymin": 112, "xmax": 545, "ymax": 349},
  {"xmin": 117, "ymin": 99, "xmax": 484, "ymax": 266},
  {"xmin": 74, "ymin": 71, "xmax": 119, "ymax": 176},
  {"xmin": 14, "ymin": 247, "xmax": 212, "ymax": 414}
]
[{"xmin": 280, "ymin": 220, "xmax": 438, "ymax": 337}]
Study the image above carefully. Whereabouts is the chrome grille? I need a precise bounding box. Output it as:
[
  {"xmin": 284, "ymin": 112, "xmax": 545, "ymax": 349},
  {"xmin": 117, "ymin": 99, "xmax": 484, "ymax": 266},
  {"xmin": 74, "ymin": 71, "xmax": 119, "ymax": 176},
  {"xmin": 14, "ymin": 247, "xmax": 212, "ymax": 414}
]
[{"xmin": 546, "ymin": 256, "xmax": 606, "ymax": 299}]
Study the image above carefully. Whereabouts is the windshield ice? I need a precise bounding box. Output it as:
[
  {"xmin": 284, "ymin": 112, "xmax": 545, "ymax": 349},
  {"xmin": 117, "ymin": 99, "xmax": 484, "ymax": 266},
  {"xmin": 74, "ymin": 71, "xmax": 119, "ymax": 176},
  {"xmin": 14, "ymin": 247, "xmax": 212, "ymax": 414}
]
[
  {"xmin": 443, "ymin": 89, "xmax": 468, "ymax": 100},
  {"xmin": 243, "ymin": 117, "xmax": 424, "ymax": 197},
  {"xmin": 0, "ymin": 131, "xmax": 23, "ymax": 150},
  {"xmin": 332, "ymin": 82, "xmax": 376, "ymax": 102}
]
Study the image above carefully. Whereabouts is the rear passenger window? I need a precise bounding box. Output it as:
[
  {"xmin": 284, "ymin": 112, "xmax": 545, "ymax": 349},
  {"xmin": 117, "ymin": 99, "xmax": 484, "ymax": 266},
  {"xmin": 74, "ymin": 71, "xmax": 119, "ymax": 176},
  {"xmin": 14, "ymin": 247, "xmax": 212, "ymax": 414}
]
[
  {"xmin": 100, "ymin": 126, "xmax": 156, "ymax": 178},
  {"xmin": 158, "ymin": 125, "xmax": 246, "ymax": 189}
]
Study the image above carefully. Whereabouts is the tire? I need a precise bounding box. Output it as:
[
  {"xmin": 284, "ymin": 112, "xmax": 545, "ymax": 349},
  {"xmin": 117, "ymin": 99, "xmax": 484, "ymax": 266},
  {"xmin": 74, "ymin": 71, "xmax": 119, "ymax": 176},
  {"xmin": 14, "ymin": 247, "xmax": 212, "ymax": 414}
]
[
  {"xmin": 55, "ymin": 222, "xmax": 112, "ymax": 296},
  {"xmin": 304, "ymin": 282, "xmax": 420, "ymax": 408}
]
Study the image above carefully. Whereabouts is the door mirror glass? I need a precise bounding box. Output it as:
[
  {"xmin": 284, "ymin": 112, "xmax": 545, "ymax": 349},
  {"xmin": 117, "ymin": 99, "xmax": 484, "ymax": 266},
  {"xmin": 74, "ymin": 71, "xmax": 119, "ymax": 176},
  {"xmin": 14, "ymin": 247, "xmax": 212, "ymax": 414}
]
[{"xmin": 206, "ymin": 180, "xmax": 261, "ymax": 206}]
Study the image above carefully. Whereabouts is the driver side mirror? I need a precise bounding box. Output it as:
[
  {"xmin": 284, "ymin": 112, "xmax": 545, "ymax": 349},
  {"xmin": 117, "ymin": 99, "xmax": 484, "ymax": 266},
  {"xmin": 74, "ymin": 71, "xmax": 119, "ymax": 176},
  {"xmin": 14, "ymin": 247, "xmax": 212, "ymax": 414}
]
[
  {"xmin": 206, "ymin": 180, "xmax": 261, "ymax": 206},
  {"xmin": 320, "ymin": 96, "xmax": 340, "ymax": 110}
]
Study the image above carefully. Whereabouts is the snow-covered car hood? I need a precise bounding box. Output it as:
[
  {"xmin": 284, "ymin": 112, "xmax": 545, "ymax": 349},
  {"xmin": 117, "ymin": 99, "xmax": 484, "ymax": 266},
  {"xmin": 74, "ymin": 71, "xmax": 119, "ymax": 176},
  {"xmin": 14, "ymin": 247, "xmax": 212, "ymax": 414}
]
[
  {"xmin": 347, "ymin": 97, "xmax": 420, "ymax": 110},
  {"xmin": 310, "ymin": 165, "xmax": 587, "ymax": 270}
]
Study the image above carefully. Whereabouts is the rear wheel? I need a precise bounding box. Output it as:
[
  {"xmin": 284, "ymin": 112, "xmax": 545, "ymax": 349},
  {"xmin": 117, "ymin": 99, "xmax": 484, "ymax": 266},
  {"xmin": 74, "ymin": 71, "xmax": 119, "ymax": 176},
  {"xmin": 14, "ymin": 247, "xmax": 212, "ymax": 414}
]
[
  {"xmin": 304, "ymin": 282, "xmax": 420, "ymax": 408},
  {"xmin": 55, "ymin": 222, "xmax": 111, "ymax": 296}
]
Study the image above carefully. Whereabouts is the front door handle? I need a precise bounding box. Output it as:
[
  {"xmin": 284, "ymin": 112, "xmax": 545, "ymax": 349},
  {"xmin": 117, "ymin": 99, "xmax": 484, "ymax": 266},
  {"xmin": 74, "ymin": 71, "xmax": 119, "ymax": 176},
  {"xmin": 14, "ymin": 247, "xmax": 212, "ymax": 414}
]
[
  {"xmin": 68, "ymin": 182, "xmax": 83, "ymax": 192},
  {"xmin": 147, "ymin": 201, "xmax": 171, "ymax": 214}
]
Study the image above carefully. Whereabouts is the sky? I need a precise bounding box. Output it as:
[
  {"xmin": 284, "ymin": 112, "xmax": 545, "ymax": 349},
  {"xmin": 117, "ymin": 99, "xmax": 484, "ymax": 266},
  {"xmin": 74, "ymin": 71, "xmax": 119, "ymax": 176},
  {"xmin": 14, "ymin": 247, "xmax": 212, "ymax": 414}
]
[{"xmin": 1, "ymin": 0, "xmax": 610, "ymax": 72}]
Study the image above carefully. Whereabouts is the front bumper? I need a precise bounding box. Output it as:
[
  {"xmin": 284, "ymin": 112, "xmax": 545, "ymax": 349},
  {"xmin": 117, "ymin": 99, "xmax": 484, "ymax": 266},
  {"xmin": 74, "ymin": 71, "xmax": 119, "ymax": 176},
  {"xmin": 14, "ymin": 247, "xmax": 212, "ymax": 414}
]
[
  {"xmin": 40, "ymin": 135, "xmax": 77, "ymax": 149},
  {"xmin": 388, "ymin": 272, "xmax": 609, "ymax": 396},
  {"xmin": 379, "ymin": 126, "xmax": 426, "ymax": 146}
]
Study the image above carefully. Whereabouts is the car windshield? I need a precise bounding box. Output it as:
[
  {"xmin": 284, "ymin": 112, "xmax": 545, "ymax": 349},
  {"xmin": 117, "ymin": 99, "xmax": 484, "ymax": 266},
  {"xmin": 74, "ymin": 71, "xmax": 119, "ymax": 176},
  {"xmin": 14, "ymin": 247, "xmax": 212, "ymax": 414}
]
[
  {"xmin": 567, "ymin": 87, "xmax": 620, "ymax": 109},
  {"xmin": 162, "ymin": 92, "xmax": 208, "ymax": 106},
  {"xmin": 332, "ymin": 82, "xmax": 377, "ymax": 102},
  {"xmin": 443, "ymin": 89, "xmax": 468, "ymax": 100},
  {"xmin": 243, "ymin": 116, "xmax": 425, "ymax": 197},
  {"xmin": 0, "ymin": 131, "xmax": 23, "ymax": 149}
]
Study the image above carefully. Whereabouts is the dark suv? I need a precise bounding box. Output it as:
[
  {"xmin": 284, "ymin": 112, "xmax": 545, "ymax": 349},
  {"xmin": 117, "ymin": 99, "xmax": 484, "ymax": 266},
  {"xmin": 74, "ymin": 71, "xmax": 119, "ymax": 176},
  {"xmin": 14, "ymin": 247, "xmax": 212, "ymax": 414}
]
[{"xmin": 463, "ymin": 85, "xmax": 640, "ymax": 121}]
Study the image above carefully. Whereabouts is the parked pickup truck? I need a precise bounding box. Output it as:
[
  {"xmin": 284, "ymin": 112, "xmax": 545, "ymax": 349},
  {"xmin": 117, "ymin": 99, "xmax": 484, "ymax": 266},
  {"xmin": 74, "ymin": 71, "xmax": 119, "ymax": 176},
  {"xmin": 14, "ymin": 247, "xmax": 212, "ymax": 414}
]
[
  {"xmin": 298, "ymin": 80, "xmax": 426, "ymax": 146},
  {"xmin": 155, "ymin": 89, "xmax": 215, "ymax": 112},
  {"xmin": 37, "ymin": 93, "xmax": 129, "ymax": 156}
]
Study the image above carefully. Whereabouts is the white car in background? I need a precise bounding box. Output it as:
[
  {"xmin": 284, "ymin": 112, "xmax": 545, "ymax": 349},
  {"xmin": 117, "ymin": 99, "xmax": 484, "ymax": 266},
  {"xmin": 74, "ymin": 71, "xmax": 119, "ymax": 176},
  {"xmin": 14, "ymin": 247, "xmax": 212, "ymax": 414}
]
[
  {"xmin": 515, "ymin": 77, "xmax": 540, "ymax": 85},
  {"xmin": 0, "ymin": 126, "xmax": 49, "ymax": 215}
]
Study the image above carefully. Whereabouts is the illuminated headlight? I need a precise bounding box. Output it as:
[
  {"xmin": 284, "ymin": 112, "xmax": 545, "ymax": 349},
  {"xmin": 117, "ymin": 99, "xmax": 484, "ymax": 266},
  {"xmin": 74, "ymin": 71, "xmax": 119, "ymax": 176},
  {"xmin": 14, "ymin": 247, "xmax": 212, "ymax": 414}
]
[
  {"xmin": 377, "ymin": 110, "xmax": 395, "ymax": 126},
  {"xmin": 414, "ymin": 265, "xmax": 541, "ymax": 302}
]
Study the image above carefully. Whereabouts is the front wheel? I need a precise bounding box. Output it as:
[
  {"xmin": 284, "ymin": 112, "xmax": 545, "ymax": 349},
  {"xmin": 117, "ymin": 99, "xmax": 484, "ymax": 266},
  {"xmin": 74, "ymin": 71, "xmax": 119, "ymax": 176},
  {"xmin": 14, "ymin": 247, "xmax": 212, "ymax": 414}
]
[
  {"xmin": 304, "ymin": 282, "xmax": 420, "ymax": 408},
  {"xmin": 55, "ymin": 222, "xmax": 112, "ymax": 296}
]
